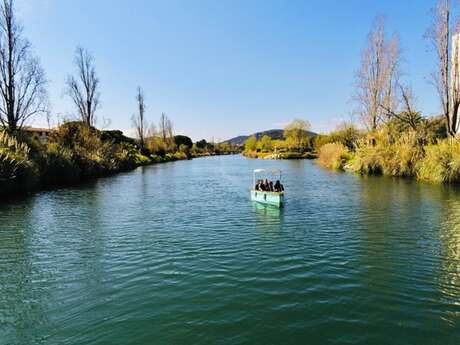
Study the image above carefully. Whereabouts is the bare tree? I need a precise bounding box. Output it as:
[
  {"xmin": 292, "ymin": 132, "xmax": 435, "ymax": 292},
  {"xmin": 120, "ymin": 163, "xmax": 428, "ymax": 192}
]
[
  {"xmin": 131, "ymin": 86, "xmax": 147, "ymax": 150},
  {"xmin": 425, "ymin": 0, "xmax": 460, "ymax": 136},
  {"xmin": 158, "ymin": 112, "xmax": 173, "ymax": 144},
  {"xmin": 0, "ymin": 0, "xmax": 47, "ymax": 131},
  {"xmin": 354, "ymin": 16, "xmax": 401, "ymax": 131},
  {"xmin": 380, "ymin": 84, "xmax": 422, "ymax": 131},
  {"xmin": 451, "ymin": 23, "xmax": 460, "ymax": 134},
  {"xmin": 147, "ymin": 123, "xmax": 156, "ymax": 138},
  {"xmin": 66, "ymin": 47, "xmax": 100, "ymax": 127}
]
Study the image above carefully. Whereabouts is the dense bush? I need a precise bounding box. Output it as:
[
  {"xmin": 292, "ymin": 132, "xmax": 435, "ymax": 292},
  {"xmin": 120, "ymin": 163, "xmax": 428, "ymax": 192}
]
[
  {"xmin": 417, "ymin": 139, "xmax": 460, "ymax": 183},
  {"xmin": 348, "ymin": 130, "xmax": 423, "ymax": 177},
  {"xmin": 0, "ymin": 120, "xmax": 201, "ymax": 196},
  {"xmin": 243, "ymin": 131, "xmax": 314, "ymax": 158},
  {"xmin": 174, "ymin": 135, "xmax": 193, "ymax": 148},
  {"xmin": 0, "ymin": 130, "xmax": 39, "ymax": 194},
  {"xmin": 37, "ymin": 142, "xmax": 80, "ymax": 185},
  {"xmin": 135, "ymin": 153, "xmax": 151, "ymax": 166},
  {"xmin": 101, "ymin": 130, "xmax": 137, "ymax": 145},
  {"xmin": 348, "ymin": 138, "xmax": 383, "ymax": 175},
  {"xmin": 51, "ymin": 122, "xmax": 138, "ymax": 177},
  {"xmin": 318, "ymin": 143, "xmax": 351, "ymax": 170},
  {"xmin": 383, "ymin": 132, "xmax": 423, "ymax": 177},
  {"xmin": 146, "ymin": 136, "xmax": 167, "ymax": 157}
]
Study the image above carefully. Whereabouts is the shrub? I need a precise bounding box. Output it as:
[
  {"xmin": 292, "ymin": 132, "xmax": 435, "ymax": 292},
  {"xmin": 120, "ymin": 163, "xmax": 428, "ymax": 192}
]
[
  {"xmin": 174, "ymin": 135, "xmax": 193, "ymax": 148},
  {"xmin": 150, "ymin": 154, "xmax": 164, "ymax": 163},
  {"xmin": 244, "ymin": 135, "xmax": 257, "ymax": 152},
  {"xmin": 417, "ymin": 139, "xmax": 460, "ymax": 183},
  {"xmin": 37, "ymin": 142, "xmax": 80, "ymax": 185},
  {"xmin": 348, "ymin": 138, "xmax": 383, "ymax": 174},
  {"xmin": 347, "ymin": 128, "xmax": 423, "ymax": 177},
  {"xmin": 257, "ymin": 135, "xmax": 273, "ymax": 152},
  {"xmin": 0, "ymin": 130, "xmax": 39, "ymax": 193},
  {"xmin": 146, "ymin": 136, "xmax": 167, "ymax": 156},
  {"xmin": 135, "ymin": 154, "xmax": 151, "ymax": 166},
  {"xmin": 178, "ymin": 144, "xmax": 191, "ymax": 158},
  {"xmin": 318, "ymin": 143, "xmax": 351, "ymax": 170},
  {"xmin": 103, "ymin": 142, "xmax": 138, "ymax": 172},
  {"xmin": 173, "ymin": 151, "xmax": 188, "ymax": 160},
  {"xmin": 51, "ymin": 121, "xmax": 138, "ymax": 177},
  {"xmin": 100, "ymin": 130, "xmax": 137, "ymax": 145},
  {"xmin": 381, "ymin": 132, "xmax": 423, "ymax": 177}
]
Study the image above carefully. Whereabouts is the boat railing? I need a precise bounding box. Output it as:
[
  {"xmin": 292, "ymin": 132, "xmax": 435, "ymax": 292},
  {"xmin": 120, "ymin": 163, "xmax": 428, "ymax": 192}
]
[{"xmin": 252, "ymin": 189, "xmax": 284, "ymax": 195}]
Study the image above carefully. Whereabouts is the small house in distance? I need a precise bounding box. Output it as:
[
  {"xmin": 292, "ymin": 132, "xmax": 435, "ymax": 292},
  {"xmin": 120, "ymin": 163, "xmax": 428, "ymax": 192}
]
[{"xmin": 22, "ymin": 127, "xmax": 52, "ymax": 142}]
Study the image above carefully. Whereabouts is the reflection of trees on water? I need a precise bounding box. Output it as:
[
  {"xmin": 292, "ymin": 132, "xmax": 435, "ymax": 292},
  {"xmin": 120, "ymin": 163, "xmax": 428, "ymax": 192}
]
[
  {"xmin": 356, "ymin": 176, "xmax": 427, "ymax": 261},
  {"xmin": 436, "ymin": 193, "xmax": 460, "ymax": 309},
  {"xmin": 357, "ymin": 177, "xmax": 460, "ymax": 328},
  {"xmin": 0, "ymin": 197, "xmax": 50, "ymax": 344},
  {"xmin": 354, "ymin": 177, "xmax": 445, "ymax": 313}
]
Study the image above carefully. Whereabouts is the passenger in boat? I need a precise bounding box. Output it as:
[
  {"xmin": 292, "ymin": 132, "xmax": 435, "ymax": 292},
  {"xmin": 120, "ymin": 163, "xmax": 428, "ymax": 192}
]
[
  {"xmin": 264, "ymin": 179, "xmax": 270, "ymax": 191},
  {"xmin": 274, "ymin": 180, "xmax": 284, "ymax": 192},
  {"xmin": 269, "ymin": 181, "xmax": 274, "ymax": 192},
  {"xmin": 256, "ymin": 179, "xmax": 265, "ymax": 191},
  {"xmin": 255, "ymin": 179, "xmax": 262, "ymax": 191}
]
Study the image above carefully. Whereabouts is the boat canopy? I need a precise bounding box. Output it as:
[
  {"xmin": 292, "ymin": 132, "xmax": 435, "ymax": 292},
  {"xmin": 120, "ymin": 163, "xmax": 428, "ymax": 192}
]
[
  {"xmin": 253, "ymin": 168, "xmax": 282, "ymax": 174},
  {"xmin": 252, "ymin": 168, "xmax": 283, "ymax": 192}
]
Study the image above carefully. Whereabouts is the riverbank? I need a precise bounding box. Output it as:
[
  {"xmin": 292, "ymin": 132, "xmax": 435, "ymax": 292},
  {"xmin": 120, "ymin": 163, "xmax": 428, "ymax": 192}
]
[
  {"xmin": 0, "ymin": 122, "xmax": 239, "ymax": 197},
  {"xmin": 316, "ymin": 125, "xmax": 460, "ymax": 184},
  {"xmin": 242, "ymin": 150, "xmax": 317, "ymax": 159}
]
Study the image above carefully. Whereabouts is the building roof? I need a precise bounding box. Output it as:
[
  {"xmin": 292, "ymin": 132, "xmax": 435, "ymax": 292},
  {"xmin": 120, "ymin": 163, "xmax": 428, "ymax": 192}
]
[{"xmin": 22, "ymin": 126, "xmax": 53, "ymax": 133}]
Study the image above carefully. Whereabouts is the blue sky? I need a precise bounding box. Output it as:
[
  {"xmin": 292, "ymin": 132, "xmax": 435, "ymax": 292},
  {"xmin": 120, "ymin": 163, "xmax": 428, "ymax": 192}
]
[{"xmin": 17, "ymin": 0, "xmax": 442, "ymax": 141}]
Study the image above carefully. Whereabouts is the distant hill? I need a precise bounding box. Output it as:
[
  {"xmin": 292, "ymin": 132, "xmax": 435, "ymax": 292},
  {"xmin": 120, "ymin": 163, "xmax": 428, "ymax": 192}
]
[{"xmin": 223, "ymin": 129, "xmax": 317, "ymax": 146}]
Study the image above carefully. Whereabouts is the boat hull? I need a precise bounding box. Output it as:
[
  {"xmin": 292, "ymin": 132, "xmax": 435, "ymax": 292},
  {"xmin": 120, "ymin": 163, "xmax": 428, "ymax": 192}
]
[{"xmin": 251, "ymin": 190, "xmax": 284, "ymax": 207}]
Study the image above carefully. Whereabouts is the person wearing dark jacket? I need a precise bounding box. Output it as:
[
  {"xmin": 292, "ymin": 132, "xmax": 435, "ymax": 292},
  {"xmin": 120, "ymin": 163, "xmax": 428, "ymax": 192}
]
[{"xmin": 274, "ymin": 180, "xmax": 284, "ymax": 192}]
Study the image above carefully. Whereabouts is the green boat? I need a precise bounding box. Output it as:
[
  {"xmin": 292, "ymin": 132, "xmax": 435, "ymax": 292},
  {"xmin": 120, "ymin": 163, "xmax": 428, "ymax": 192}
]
[{"xmin": 251, "ymin": 168, "xmax": 285, "ymax": 208}]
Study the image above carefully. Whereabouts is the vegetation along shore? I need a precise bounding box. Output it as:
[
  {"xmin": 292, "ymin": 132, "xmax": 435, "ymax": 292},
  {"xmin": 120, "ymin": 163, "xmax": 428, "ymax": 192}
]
[
  {"xmin": 315, "ymin": 2, "xmax": 460, "ymax": 184},
  {"xmin": 242, "ymin": 119, "xmax": 318, "ymax": 159},
  {"xmin": 0, "ymin": 1, "xmax": 238, "ymax": 197},
  {"xmin": 243, "ymin": 2, "xmax": 460, "ymax": 185}
]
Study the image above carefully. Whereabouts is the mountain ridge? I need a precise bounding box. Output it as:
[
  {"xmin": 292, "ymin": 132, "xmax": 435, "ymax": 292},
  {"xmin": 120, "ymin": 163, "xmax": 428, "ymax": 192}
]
[{"xmin": 223, "ymin": 129, "xmax": 317, "ymax": 146}]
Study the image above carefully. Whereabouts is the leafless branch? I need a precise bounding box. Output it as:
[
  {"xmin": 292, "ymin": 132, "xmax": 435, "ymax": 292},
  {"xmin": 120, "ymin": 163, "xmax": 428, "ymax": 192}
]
[
  {"xmin": 66, "ymin": 46, "xmax": 100, "ymax": 127},
  {"xmin": 353, "ymin": 16, "xmax": 401, "ymax": 131},
  {"xmin": 0, "ymin": 0, "xmax": 47, "ymax": 131},
  {"xmin": 131, "ymin": 86, "xmax": 147, "ymax": 149}
]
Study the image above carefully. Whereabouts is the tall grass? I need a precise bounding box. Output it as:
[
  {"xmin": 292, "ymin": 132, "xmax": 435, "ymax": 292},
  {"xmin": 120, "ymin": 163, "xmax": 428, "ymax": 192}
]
[
  {"xmin": 318, "ymin": 143, "xmax": 351, "ymax": 170},
  {"xmin": 0, "ymin": 130, "xmax": 39, "ymax": 193},
  {"xmin": 349, "ymin": 130, "xmax": 423, "ymax": 177},
  {"xmin": 0, "ymin": 130, "xmax": 30, "ymax": 179},
  {"xmin": 417, "ymin": 139, "xmax": 460, "ymax": 183}
]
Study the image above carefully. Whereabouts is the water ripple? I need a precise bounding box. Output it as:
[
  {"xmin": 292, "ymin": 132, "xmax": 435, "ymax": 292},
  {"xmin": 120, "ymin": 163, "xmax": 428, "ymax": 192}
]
[{"xmin": 1, "ymin": 156, "xmax": 460, "ymax": 344}]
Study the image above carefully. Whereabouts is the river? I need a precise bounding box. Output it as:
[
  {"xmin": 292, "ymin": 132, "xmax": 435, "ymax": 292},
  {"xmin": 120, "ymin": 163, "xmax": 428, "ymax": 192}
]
[{"xmin": 1, "ymin": 155, "xmax": 459, "ymax": 344}]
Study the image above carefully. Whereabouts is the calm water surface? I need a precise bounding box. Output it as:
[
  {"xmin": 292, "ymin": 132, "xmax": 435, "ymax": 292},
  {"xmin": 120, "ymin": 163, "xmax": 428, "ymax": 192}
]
[{"xmin": 1, "ymin": 155, "xmax": 460, "ymax": 344}]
